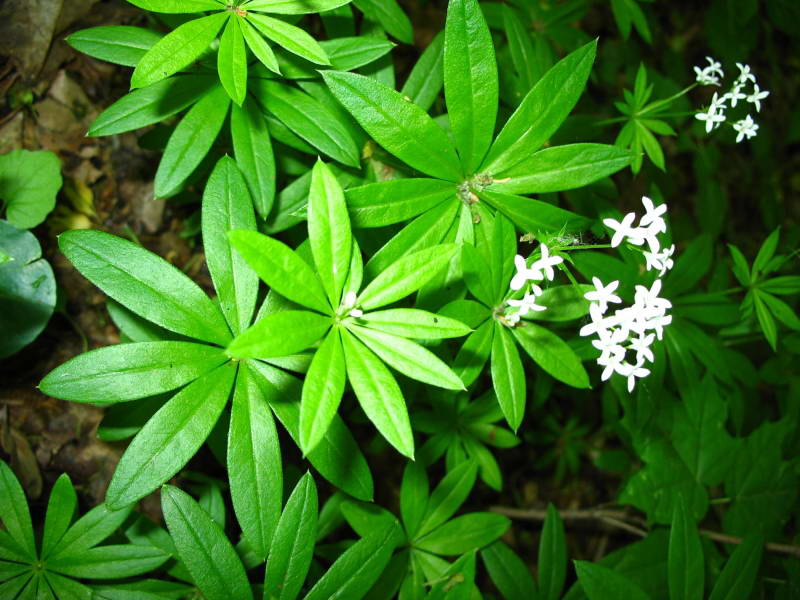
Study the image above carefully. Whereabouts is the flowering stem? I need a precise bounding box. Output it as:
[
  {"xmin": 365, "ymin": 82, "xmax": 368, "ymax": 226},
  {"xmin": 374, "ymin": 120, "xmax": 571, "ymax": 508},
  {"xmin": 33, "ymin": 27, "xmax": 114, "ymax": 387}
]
[
  {"xmin": 561, "ymin": 244, "xmax": 614, "ymax": 251},
  {"xmin": 640, "ymin": 83, "xmax": 698, "ymax": 115}
]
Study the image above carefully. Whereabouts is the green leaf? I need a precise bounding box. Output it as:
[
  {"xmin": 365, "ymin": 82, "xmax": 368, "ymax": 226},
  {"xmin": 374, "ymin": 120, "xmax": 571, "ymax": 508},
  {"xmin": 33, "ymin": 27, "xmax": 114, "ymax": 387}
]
[
  {"xmin": 527, "ymin": 285, "xmax": 591, "ymax": 322},
  {"xmin": 539, "ymin": 504, "xmax": 566, "ymax": 600},
  {"xmin": 346, "ymin": 179, "xmax": 455, "ymax": 228},
  {"xmin": 349, "ymin": 324, "xmax": 464, "ymax": 390},
  {"xmin": 227, "ymin": 367, "xmax": 281, "ymax": 559},
  {"xmin": 491, "ymin": 324, "xmax": 526, "ymax": 431},
  {"xmin": 416, "ymin": 460, "xmax": 477, "ymax": 538},
  {"xmin": 0, "ymin": 149, "xmax": 62, "ymax": 229},
  {"xmin": 241, "ymin": 18, "xmax": 280, "ymax": 73},
  {"xmin": 126, "ymin": 0, "xmax": 224, "ymax": 13},
  {"xmin": 202, "ymin": 156, "xmax": 259, "ymax": 335},
  {"xmin": 58, "ymin": 229, "xmax": 231, "ymax": 346},
  {"xmin": 752, "ymin": 227, "xmax": 780, "ymax": 281},
  {"xmin": 427, "ymin": 551, "xmax": 476, "ymax": 600},
  {"xmin": 452, "ymin": 318, "xmax": 493, "ymax": 388},
  {"xmin": 753, "ymin": 292, "xmax": 777, "ymax": 351},
  {"xmin": 759, "ymin": 290, "xmax": 800, "ymax": 330},
  {"xmin": 218, "ymin": 17, "xmax": 248, "ymax": 104},
  {"xmin": 358, "ymin": 244, "xmax": 458, "ymax": 310},
  {"xmin": 444, "ymin": 0, "xmax": 498, "ymax": 173},
  {"xmin": 231, "ymin": 97, "xmax": 275, "ymax": 219},
  {"xmin": 478, "ymin": 189, "xmax": 592, "ymax": 233},
  {"xmin": 162, "ymin": 485, "xmax": 253, "ymax": 600},
  {"xmin": 322, "ymin": 36, "xmax": 396, "ymax": 71},
  {"xmin": 228, "ymin": 310, "xmax": 330, "ymax": 358},
  {"xmin": 47, "ymin": 545, "xmax": 169, "ymax": 580},
  {"xmin": 340, "ymin": 500, "xmax": 399, "ymax": 539},
  {"xmin": 0, "ymin": 221, "xmax": 56, "ymax": 358},
  {"xmin": 414, "ymin": 513, "xmax": 509, "ymax": 555},
  {"xmin": 494, "ymin": 144, "xmax": 631, "ymax": 195},
  {"xmin": 251, "ymin": 361, "xmax": 373, "ymax": 501},
  {"xmin": 155, "ymin": 84, "xmax": 231, "ymax": 197},
  {"xmin": 513, "ymin": 322, "xmax": 590, "ymax": 389},
  {"xmin": 574, "ymin": 561, "xmax": 652, "ymax": 600},
  {"xmin": 264, "ymin": 473, "xmax": 318, "ymax": 600},
  {"xmin": 304, "ymin": 522, "xmax": 404, "ymax": 600},
  {"xmin": 0, "ymin": 573, "xmax": 33, "ymax": 598},
  {"xmin": 40, "ymin": 474, "xmax": 77, "ymax": 560},
  {"xmin": 636, "ymin": 122, "xmax": 664, "ymax": 170},
  {"xmin": 246, "ymin": 0, "xmax": 353, "ymax": 14},
  {"xmin": 482, "ymin": 39, "xmax": 597, "ymax": 175},
  {"xmin": 341, "ymin": 329, "xmax": 415, "ymax": 458},
  {"xmin": 322, "ymin": 70, "xmax": 463, "ymax": 181},
  {"xmin": 300, "ymin": 330, "xmax": 346, "ymax": 455},
  {"xmin": 66, "ymin": 25, "xmax": 161, "ymax": 66},
  {"xmin": 309, "ymin": 160, "xmax": 352, "ymax": 308},
  {"xmin": 48, "ymin": 503, "xmax": 133, "ymax": 558},
  {"xmin": 502, "ymin": 6, "xmax": 538, "ymax": 91},
  {"xmin": 707, "ymin": 535, "xmax": 764, "ymax": 600},
  {"xmin": 0, "ymin": 460, "xmax": 35, "ymax": 560},
  {"xmin": 248, "ymin": 13, "xmax": 329, "ymax": 65},
  {"xmin": 252, "ymin": 80, "xmax": 360, "ymax": 167},
  {"xmin": 663, "ymin": 234, "xmax": 712, "ymax": 298},
  {"xmin": 668, "ymin": 496, "xmax": 703, "ymax": 600},
  {"xmin": 131, "ymin": 12, "xmax": 228, "ymax": 89},
  {"xmin": 481, "ymin": 541, "xmax": 539, "ymax": 600},
  {"xmin": 39, "ymin": 341, "xmax": 225, "ymax": 404},
  {"xmin": 400, "ymin": 462, "xmax": 428, "ymax": 540},
  {"xmin": 228, "ymin": 230, "xmax": 330, "ymax": 313},
  {"xmin": 88, "ymin": 75, "xmax": 214, "ymax": 136},
  {"xmin": 359, "ymin": 309, "xmax": 470, "ymax": 339},
  {"xmin": 727, "ymin": 244, "xmax": 751, "ymax": 287},
  {"xmin": 400, "ymin": 31, "xmax": 444, "ymax": 112},
  {"xmin": 105, "ymin": 364, "xmax": 235, "ymax": 508},
  {"xmin": 353, "ymin": 0, "xmax": 412, "ymax": 43}
]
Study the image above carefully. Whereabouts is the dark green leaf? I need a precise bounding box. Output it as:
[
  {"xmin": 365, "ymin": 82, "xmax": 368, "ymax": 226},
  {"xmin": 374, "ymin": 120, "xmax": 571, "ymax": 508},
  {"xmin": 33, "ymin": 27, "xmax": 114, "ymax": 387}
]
[
  {"xmin": 400, "ymin": 462, "xmax": 428, "ymax": 540},
  {"xmin": 452, "ymin": 319, "xmax": 493, "ymax": 388},
  {"xmin": 707, "ymin": 535, "xmax": 764, "ymax": 600},
  {"xmin": 40, "ymin": 474, "xmax": 77, "ymax": 560},
  {"xmin": 668, "ymin": 496, "xmax": 703, "ymax": 600},
  {"xmin": 482, "ymin": 541, "xmax": 539, "ymax": 600},
  {"xmin": 0, "ymin": 460, "xmax": 35, "ymax": 560},
  {"xmin": 539, "ymin": 504, "xmax": 566, "ymax": 600},
  {"xmin": 513, "ymin": 322, "xmax": 590, "ymax": 389},
  {"xmin": 300, "ymin": 330, "xmax": 346, "ymax": 455},
  {"xmin": 416, "ymin": 460, "xmax": 477, "ymax": 539},
  {"xmin": 47, "ymin": 545, "xmax": 169, "ymax": 580},
  {"xmin": 414, "ymin": 513, "xmax": 509, "ymax": 555},
  {"xmin": 126, "ymin": 0, "xmax": 224, "ymax": 13},
  {"xmin": 574, "ymin": 561, "xmax": 651, "ymax": 600},
  {"xmin": 353, "ymin": 0, "xmax": 412, "ymax": 43}
]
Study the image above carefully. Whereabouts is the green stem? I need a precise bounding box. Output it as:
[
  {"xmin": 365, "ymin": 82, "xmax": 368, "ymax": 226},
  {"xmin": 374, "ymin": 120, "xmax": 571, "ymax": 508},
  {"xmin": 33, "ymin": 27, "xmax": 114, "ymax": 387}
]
[{"xmin": 639, "ymin": 83, "xmax": 697, "ymax": 115}]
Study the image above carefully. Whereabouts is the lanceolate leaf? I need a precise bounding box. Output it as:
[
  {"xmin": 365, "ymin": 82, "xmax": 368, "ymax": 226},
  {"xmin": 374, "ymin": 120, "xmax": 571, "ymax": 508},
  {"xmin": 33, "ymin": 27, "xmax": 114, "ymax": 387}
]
[
  {"xmin": 707, "ymin": 535, "xmax": 764, "ymax": 600},
  {"xmin": 228, "ymin": 230, "xmax": 331, "ymax": 313},
  {"xmin": 252, "ymin": 80, "xmax": 360, "ymax": 167},
  {"xmin": 218, "ymin": 16, "xmax": 248, "ymax": 105},
  {"xmin": 202, "ymin": 156, "xmax": 259, "ymax": 335},
  {"xmin": 341, "ymin": 329, "xmax": 415, "ymax": 458},
  {"xmin": 303, "ymin": 522, "xmax": 404, "ymax": 600},
  {"xmin": 539, "ymin": 504, "xmax": 567, "ymax": 600},
  {"xmin": 246, "ymin": 0, "xmax": 353, "ymax": 14},
  {"xmin": 453, "ymin": 318, "xmax": 493, "ymax": 388},
  {"xmin": 227, "ymin": 367, "xmax": 282, "ymax": 559},
  {"xmin": 358, "ymin": 309, "xmax": 471, "ymax": 339},
  {"xmin": 444, "ymin": 0, "xmax": 498, "ymax": 173},
  {"xmin": 0, "ymin": 461, "xmax": 35, "ymax": 560},
  {"xmin": 250, "ymin": 361, "xmax": 374, "ymax": 501},
  {"xmin": 417, "ymin": 460, "xmax": 477, "ymax": 538},
  {"xmin": 39, "ymin": 341, "xmax": 227, "ymax": 404},
  {"xmin": 65, "ymin": 26, "xmax": 162, "ymax": 67},
  {"xmin": 481, "ymin": 39, "xmax": 597, "ymax": 175},
  {"xmin": 482, "ymin": 541, "xmax": 539, "ymax": 600},
  {"xmin": 495, "ymin": 144, "xmax": 632, "ymax": 194},
  {"xmin": 322, "ymin": 70, "xmax": 463, "ymax": 181},
  {"xmin": 353, "ymin": 0, "xmax": 413, "ymax": 44},
  {"xmin": 414, "ymin": 513, "xmax": 509, "ymax": 555},
  {"xmin": 227, "ymin": 310, "xmax": 331, "ymax": 358},
  {"xmin": 48, "ymin": 503, "xmax": 133, "ymax": 558},
  {"xmin": 300, "ymin": 330, "xmax": 346, "ymax": 455},
  {"xmin": 131, "ymin": 12, "xmax": 229, "ymax": 89},
  {"xmin": 346, "ymin": 179, "xmax": 455, "ymax": 228},
  {"xmin": 322, "ymin": 37, "xmax": 396, "ymax": 71},
  {"xmin": 575, "ymin": 561, "xmax": 652, "ymax": 600},
  {"xmin": 88, "ymin": 75, "xmax": 215, "ymax": 136},
  {"xmin": 348, "ymin": 324, "xmax": 465, "ymax": 390},
  {"xmin": 358, "ymin": 244, "xmax": 458, "ymax": 310},
  {"xmin": 126, "ymin": 0, "xmax": 224, "ymax": 13},
  {"xmin": 40, "ymin": 474, "xmax": 77, "ymax": 560},
  {"xmin": 491, "ymin": 323, "xmax": 526, "ymax": 431},
  {"xmin": 248, "ymin": 13, "xmax": 330, "ymax": 65},
  {"xmin": 400, "ymin": 462, "xmax": 429, "ymax": 539},
  {"xmin": 46, "ymin": 545, "xmax": 169, "ymax": 579},
  {"xmin": 513, "ymin": 322, "xmax": 591, "ymax": 389},
  {"xmin": 105, "ymin": 364, "xmax": 236, "ymax": 508},
  {"xmin": 241, "ymin": 18, "xmax": 280, "ymax": 73},
  {"xmin": 478, "ymin": 189, "xmax": 592, "ymax": 233},
  {"xmin": 401, "ymin": 31, "xmax": 445, "ymax": 112},
  {"xmin": 155, "ymin": 84, "xmax": 231, "ymax": 197},
  {"xmin": 309, "ymin": 160, "xmax": 352, "ymax": 307},
  {"xmin": 162, "ymin": 485, "xmax": 253, "ymax": 600},
  {"xmin": 58, "ymin": 230, "xmax": 231, "ymax": 346},
  {"xmin": 668, "ymin": 496, "xmax": 704, "ymax": 600},
  {"xmin": 264, "ymin": 473, "xmax": 318, "ymax": 600}
]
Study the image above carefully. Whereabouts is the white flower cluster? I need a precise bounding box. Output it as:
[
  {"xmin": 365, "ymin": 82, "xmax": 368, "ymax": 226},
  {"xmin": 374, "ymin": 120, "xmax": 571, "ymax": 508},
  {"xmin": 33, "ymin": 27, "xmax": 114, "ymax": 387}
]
[
  {"xmin": 505, "ymin": 243, "xmax": 563, "ymax": 325},
  {"xmin": 581, "ymin": 197, "xmax": 675, "ymax": 392},
  {"xmin": 694, "ymin": 60, "xmax": 768, "ymax": 143},
  {"xmin": 602, "ymin": 196, "xmax": 674, "ymax": 276}
]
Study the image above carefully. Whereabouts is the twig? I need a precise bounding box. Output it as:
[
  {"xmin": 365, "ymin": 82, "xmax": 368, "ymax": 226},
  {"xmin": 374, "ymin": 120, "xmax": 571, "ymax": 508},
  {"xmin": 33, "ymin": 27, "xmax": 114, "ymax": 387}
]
[{"xmin": 491, "ymin": 505, "xmax": 800, "ymax": 558}]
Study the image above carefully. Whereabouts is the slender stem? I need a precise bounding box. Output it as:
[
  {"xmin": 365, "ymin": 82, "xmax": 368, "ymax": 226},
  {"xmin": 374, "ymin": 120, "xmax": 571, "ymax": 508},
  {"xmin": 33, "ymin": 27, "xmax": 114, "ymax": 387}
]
[
  {"xmin": 640, "ymin": 83, "xmax": 698, "ymax": 115},
  {"xmin": 562, "ymin": 244, "xmax": 614, "ymax": 251},
  {"xmin": 491, "ymin": 505, "xmax": 800, "ymax": 558}
]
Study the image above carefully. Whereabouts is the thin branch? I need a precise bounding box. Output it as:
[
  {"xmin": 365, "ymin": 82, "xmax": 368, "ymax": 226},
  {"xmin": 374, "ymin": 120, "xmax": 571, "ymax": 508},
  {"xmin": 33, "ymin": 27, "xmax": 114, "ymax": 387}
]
[{"xmin": 491, "ymin": 505, "xmax": 800, "ymax": 558}]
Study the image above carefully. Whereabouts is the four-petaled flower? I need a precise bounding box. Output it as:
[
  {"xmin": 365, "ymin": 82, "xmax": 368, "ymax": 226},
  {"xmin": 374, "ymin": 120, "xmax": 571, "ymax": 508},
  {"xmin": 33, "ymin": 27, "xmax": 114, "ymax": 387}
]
[
  {"xmin": 585, "ymin": 277, "xmax": 622, "ymax": 313},
  {"xmin": 746, "ymin": 84, "xmax": 769, "ymax": 112},
  {"xmin": 733, "ymin": 115, "xmax": 758, "ymax": 143}
]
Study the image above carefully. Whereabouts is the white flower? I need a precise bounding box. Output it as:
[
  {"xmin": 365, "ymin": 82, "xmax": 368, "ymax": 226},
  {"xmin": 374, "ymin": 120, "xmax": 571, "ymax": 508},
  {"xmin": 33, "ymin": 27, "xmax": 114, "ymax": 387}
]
[
  {"xmin": 529, "ymin": 243, "xmax": 563, "ymax": 281},
  {"xmin": 695, "ymin": 92, "xmax": 727, "ymax": 133},
  {"xmin": 603, "ymin": 213, "xmax": 638, "ymax": 247},
  {"xmin": 643, "ymin": 244, "xmax": 675, "ymax": 276},
  {"xmin": 746, "ymin": 84, "xmax": 769, "ymax": 112},
  {"xmin": 694, "ymin": 56, "xmax": 724, "ymax": 86},
  {"xmin": 343, "ymin": 291, "xmax": 363, "ymax": 317},
  {"xmin": 630, "ymin": 332, "xmax": 655, "ymax": 364},
  {"xmin": 616, "ymin": 361, "xmax": 651, "ymax": 392},
  {"xmin": 585, "ymin": 277, "xmax": 622, "ymax": 313},
  {"xmin": 507, "ymin": 290, "xmax": 547, "ymax": 318},
  {"xmin": 634, "ymin": 279, "xmax": 672, "ymax": 314},
  {"xmin": 724, "ymin": 84, "xmax": 747, "ymax": 108},
  {"xmin": 646, "ymin": 313, "xmax": 673, "ymax": 340},
  {"xmin": 510, "ymin": 254, "xmax": 540, "ymax": 290},
  {"xmin": 733, "ymin": 115, "xmax": 759, "ymax": 143},
  {"xmin": 735, "ymin": 62, "xmax": 756, "ymax": 85},
  {"xmin": 579, "ymin": 303, "xmax": 618, "ymax": 338},
  {"xmin": 639, "ymin": 196, "xmax": 667, "ymax": 230}
]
